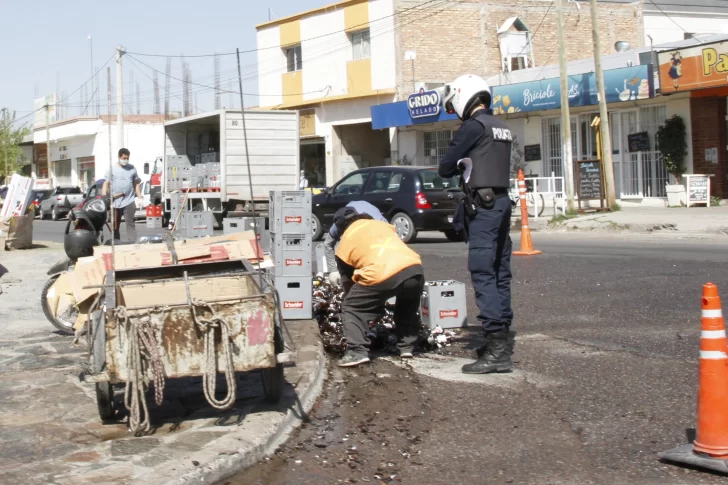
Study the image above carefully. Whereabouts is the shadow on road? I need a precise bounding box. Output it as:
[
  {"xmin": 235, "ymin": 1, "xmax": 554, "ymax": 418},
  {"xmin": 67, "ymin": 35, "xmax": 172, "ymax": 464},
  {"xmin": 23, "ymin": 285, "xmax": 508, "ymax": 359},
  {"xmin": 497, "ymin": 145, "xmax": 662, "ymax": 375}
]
[{"xmin": 95, "ymin": 372, "xmax": 303, "ymax": 438}]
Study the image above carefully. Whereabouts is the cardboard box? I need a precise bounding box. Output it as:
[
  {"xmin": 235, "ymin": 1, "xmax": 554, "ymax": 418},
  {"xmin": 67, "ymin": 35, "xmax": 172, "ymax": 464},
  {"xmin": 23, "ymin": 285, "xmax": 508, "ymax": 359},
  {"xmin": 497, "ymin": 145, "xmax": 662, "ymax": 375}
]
[
  {"xmin": 0, "ymin": 209, "xmax": 34, "ymax": 251},
  {"xmin": 119, "ymin": 274, "xmax": 257, "ymax": 308},
  {"xmin": 46, "ymin": 272, "xmax": 76, "ymax": 319},
  {"xmin": 72, "ymin": 256, "xmax": 107, "ymax": 304},
  {"xmin": 0, "ymin": 174, "xmax": 34, "ymax": 218}
]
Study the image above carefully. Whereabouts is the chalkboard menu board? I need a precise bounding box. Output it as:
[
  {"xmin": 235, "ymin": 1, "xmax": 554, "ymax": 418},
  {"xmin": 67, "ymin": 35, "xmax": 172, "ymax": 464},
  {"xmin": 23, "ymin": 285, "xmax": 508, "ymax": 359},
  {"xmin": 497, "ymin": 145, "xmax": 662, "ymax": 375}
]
[
  {"xmin": 524, "ymin": 144, "xmax": 541, "ymax": 162},
  {"xmin": 688, "ymin": 175, "xmax": 709, "ymax": 203},
  {"xmin": 628, "ymin": 131, "xmax": 650, "ymax": 153},
  {"xmin": 577, "ymin": 160, "xmax": 603, "ymax": 200}
]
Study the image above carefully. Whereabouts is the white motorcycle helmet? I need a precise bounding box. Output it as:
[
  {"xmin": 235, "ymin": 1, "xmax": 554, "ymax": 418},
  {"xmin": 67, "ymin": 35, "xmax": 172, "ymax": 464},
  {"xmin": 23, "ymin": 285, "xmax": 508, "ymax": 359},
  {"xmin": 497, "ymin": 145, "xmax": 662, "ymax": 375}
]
[{"xmin": 443, "ymin": 74, "xmax": 492, "ymax": 121}]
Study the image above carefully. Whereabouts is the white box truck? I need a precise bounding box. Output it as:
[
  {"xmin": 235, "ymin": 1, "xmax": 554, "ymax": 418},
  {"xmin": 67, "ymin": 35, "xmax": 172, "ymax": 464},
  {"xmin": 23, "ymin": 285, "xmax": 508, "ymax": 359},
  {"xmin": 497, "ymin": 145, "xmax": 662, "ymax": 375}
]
[{"xmin": 162, "ymin": 109, "xmax": 300, "ymax": 226}]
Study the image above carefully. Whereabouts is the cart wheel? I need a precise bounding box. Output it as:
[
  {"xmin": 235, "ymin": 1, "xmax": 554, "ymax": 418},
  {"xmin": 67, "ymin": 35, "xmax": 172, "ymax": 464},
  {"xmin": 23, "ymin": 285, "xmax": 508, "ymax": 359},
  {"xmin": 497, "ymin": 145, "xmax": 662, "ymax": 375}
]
[
  {"xmin": 261, "ymin": 324, "xmax": 284, "ymax": 403},
  {"xmin": 96, "ymin": 382, "xmax": 115, "ymax": 420}
]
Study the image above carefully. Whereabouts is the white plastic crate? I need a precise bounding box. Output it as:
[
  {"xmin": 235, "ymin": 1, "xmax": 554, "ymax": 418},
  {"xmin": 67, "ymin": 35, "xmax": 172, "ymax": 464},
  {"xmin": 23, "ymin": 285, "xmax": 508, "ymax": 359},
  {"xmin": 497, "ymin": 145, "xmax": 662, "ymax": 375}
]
[
  {"xmin": 420, "ymin": 280, "xmax": 468, "ymax": 329},
  {"xmin": 274, "ymin": 276, "xmax": 312, "ymax": 320},
  {"xmin": 270, "ymin": 232, "xmax": 312, "ymax": 277},
  {"xmin": 269, "ymin": 190, "xmax": 312, "ymax": 234},
  {"xmin": 223, "ymin": 217, "xmax": 269, "ymax": 251},
  {"xmin": 178, "ymin": 211, "xmax": 214, "ymax": 238},
  {"xmin": 146, "ymin": 216, "xmax": 163, "ymax": 229}
]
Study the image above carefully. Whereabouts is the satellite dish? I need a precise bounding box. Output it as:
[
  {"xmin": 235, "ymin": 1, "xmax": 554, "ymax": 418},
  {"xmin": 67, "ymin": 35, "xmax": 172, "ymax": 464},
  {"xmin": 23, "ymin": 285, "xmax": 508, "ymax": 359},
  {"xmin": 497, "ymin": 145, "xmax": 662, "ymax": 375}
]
[{"xmin": 614, "ymin": 41, "xmax": 631, "ymax": 52}]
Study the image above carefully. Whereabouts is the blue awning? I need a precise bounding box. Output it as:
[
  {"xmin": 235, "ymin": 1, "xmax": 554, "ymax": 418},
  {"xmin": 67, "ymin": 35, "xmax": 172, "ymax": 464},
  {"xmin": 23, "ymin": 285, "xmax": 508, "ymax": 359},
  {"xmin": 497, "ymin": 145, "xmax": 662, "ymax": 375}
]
[{"xmin": 371, "ymin": 65, "xmax": 654, "ymax": 130}]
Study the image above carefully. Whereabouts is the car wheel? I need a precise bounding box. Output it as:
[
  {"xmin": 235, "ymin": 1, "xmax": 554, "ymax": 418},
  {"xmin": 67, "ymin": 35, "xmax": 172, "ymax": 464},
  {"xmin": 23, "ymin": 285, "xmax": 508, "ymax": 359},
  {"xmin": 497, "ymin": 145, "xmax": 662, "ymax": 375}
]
[
  {"xmin": 391, "ymin": 212, "xmax": 417, "ymax": 244},
  {"xmin": 311, "ymin": 213, "xmax": 324, "ymax": 241},
  {"xmin": 52, "ymin": 206, "xmax": 59, "ymax": 221},
  {"xmin": 443, "ymin": 229, "xmax": 465, "ymax": 242}
]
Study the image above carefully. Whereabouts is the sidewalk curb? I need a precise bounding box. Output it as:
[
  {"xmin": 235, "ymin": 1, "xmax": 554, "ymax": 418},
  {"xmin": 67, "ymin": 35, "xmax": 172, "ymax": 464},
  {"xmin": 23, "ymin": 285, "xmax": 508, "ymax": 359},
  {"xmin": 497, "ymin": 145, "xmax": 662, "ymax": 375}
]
[{"xmin": 170, "ymin": 340, "xmax": 329, "ymax": 485}]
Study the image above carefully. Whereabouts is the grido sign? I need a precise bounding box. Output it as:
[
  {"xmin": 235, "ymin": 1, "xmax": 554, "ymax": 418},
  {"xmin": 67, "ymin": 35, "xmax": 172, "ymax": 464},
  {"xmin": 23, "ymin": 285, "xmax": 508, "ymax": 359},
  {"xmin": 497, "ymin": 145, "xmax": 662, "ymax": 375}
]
[{"xmin": 408, "ymin": 88, "xmax": 440, "ymax": 119}]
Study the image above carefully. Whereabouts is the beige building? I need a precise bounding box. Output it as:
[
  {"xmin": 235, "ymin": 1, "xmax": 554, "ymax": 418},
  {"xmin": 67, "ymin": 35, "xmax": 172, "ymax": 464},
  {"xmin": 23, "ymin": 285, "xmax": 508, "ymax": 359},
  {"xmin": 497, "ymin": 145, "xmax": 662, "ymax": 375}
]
[{"xmin": 255, "ymin": 0, "xmax": 644, "ymax": 186}]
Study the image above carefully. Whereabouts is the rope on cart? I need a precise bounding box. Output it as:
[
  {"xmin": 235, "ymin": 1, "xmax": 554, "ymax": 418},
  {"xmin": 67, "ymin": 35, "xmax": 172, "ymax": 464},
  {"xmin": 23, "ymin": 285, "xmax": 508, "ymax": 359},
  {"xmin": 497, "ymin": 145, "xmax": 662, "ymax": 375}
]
[
  {"xmin": 114, "ymin": 306, "xmax": 166, "ymax": 434},
  {"xmin": 189, "ymin": 299, "xmax": 237, "ymax": 410}
]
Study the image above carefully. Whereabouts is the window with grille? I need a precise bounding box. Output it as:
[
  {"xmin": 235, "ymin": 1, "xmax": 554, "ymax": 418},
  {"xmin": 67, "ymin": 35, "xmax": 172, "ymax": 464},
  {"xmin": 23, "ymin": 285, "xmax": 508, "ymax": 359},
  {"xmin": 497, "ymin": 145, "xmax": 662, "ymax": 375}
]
[
  {"xmin": 351, "ymin": 30, "xmax": 371, "ymax": 60},
  {"xmin": 286, "ymin": 45, "xmax": 302, "ymax": 72},
  {"xmin": 423, "ymin": 130, "xmax": 454, "ymax": 166}
]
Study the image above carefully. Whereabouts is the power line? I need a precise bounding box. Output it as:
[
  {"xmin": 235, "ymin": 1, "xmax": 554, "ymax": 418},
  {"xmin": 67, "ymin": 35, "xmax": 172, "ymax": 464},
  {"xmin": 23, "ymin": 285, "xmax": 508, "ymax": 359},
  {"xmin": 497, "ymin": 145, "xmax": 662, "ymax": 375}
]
[
  {"xmin": 8, "ymin": 52, "xmax": 115, "ymax": 127},
  {"xmin": 647, "ymin": 0, "xmax": 701, "ymax": 42},
  {"xmin": 514, "ymin": 0, "xmax": 555, "ymax": 61},
  {"xmin": 127, "ymin": 53, "xmax": 329, "ymax": 97},
  {"xmin": 242, "ymin": 0, "xmax": 455, "ymax": 86},
  {"xmin": 125, "ymin": 0, "xmax": 457, "ymax": 110},
  {"xmin": 125, "ymin": 0, "xmax": 445, "ymax": 58}
]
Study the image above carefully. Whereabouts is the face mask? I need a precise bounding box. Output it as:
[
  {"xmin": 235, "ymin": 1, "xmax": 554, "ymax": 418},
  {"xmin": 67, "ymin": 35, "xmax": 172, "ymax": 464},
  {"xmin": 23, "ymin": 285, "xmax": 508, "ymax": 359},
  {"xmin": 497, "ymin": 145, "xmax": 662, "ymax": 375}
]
[{"xmin": 119, "ymin": 158, "xmax": 129, "ymax": 166}]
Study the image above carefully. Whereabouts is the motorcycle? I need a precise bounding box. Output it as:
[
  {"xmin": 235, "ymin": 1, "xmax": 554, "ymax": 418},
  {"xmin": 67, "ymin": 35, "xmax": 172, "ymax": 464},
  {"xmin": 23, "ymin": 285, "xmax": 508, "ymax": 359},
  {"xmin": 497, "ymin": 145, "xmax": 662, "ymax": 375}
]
[{"xmin": 40, "ymin": 195, "xmax": 164, "ymax": 334}]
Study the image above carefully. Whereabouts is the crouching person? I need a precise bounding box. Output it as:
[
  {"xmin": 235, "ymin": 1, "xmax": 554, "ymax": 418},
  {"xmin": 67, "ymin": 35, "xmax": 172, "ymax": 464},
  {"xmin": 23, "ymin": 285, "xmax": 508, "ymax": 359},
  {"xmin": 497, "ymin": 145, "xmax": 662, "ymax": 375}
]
[{"xmin": 334, "ymin": 206, "xmax": 425, "ymax": 367}]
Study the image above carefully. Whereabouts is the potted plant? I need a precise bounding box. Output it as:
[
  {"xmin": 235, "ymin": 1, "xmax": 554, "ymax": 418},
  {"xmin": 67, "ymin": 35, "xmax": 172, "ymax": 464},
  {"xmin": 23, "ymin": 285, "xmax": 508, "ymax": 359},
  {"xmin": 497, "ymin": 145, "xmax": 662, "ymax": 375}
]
[{"xmin": 656, "ymin": 115, "xmax": 688, "ymax": 207}]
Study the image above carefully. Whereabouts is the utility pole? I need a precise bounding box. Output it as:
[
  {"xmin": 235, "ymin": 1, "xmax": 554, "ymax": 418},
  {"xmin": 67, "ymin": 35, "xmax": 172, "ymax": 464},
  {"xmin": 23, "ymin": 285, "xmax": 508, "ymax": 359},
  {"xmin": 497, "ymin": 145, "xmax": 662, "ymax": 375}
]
[
  {"xmin": 107, "ymin": 67, "xmax": 113, "ymax": 175},
  {"xmin": 45, "ymin": 102, "xmax": 52, "ymax": 189},
  {"xmin": 2, "ymin": 108, "xmax": 8, "ymax": 181},
  {"xmin": 88, "ymin": 35, "xmax": 95, "ymax": 116},
  {"xmin": 116, "ymin": 45, "xmax": 124, "ymax": 149},
  {"xmin": 590, "ymin": 0, "xmax": 617, "ymax": 208},
  {"xmin": 556, "ymin": 0, "xmax": 575, "ymax": 212}
]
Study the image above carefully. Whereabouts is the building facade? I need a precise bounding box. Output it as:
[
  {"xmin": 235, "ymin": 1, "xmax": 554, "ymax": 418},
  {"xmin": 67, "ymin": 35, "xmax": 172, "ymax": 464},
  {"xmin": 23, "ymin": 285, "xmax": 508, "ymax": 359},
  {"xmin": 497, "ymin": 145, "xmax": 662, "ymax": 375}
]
[
  {"xmin": 256, "ymin": 0, "xmax": 398, "ymax": 187},
  {"xmin": 31, "ymin": 115, "xmax": 165, "ymax": 190},
  {"xmin": 256, "ymin": 0, "xmax": 644, "ymax": 187},
  {"xmin": 657, "ymin": 37, "xmax": 728, "ymax": 198},
  {"xmin": 642, "ymin": 0, "xmax": 728, "ymax": 45}
]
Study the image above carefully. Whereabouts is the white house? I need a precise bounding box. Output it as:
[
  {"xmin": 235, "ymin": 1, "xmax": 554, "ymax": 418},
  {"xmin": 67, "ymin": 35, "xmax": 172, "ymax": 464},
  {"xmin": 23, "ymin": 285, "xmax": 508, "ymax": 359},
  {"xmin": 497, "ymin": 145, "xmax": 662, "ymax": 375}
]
[{"xmin": 32, "ymin": 115, "xmax": 166, "ymax": 190}]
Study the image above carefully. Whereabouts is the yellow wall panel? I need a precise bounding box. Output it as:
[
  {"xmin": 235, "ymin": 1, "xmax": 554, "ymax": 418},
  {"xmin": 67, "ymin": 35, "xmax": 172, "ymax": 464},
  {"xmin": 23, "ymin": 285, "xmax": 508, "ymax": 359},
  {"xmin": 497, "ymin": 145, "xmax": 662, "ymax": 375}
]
[
  {"xmin": 282, "ymin": 72, "xmax": 303, "ymax": 105},
  {"xmin": 344, "ymin": 1, "xmax": 369, "ymax": 32},
  {"xmin": 280, "ymin": 20, "xmax": 301, "ymax": 47},
  {"xmin": 347, "ymin": 58, "xmax": 372, "ymax": 96}
]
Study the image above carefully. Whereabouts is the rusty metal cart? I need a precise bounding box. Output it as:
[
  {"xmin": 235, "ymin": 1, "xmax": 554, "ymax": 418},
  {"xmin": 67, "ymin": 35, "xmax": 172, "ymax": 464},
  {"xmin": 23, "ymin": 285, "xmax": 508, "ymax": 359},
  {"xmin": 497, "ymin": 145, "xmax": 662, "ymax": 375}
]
[{"xmin": 83, "ymin": 258, "xmax": 292, "ymax": 433}]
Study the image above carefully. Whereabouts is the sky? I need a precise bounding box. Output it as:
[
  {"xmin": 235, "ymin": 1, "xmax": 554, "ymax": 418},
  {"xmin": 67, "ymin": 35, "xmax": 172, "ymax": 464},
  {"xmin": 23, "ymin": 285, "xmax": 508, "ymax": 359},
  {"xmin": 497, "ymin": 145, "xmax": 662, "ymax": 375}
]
[{"xmin": 0, "ymin": 0, "xmax": 325, "ymax": 126}]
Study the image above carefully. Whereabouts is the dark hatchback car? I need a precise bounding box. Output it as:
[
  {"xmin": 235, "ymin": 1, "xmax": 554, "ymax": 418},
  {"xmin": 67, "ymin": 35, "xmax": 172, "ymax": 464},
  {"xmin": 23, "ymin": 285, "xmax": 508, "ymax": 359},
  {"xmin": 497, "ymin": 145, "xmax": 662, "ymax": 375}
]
[
  {"xmin": 311, "ymin": 166, "xmax": 464, "ymax": 243},
  {"xmin": 30, "ymin": 189, "xmax": 51, "ymax": 217}
]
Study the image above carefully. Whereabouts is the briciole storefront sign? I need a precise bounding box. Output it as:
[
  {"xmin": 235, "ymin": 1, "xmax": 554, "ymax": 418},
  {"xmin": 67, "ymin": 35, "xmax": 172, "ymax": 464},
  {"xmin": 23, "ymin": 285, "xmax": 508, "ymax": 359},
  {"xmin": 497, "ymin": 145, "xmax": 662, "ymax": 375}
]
[
  {"xmin": 490, "ymin": 64, "xmax": 653, "ymax": 115},
  {"xmin": 370, "ymin": 65, "xmax": 654, "ymax": 130}
]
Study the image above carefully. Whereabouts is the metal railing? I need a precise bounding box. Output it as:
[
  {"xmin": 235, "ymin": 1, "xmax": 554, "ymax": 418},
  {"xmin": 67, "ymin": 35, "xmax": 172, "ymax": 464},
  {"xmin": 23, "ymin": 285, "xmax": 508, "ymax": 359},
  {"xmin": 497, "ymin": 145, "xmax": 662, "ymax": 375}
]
[{"xmin": 508, "ymin": 172, "xmax": 566, "ymax": 219}]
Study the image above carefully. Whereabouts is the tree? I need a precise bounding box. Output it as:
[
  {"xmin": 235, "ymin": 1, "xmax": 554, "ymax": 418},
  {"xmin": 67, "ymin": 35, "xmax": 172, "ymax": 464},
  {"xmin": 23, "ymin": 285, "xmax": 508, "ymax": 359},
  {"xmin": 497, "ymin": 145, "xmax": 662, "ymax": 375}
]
[
  {"xmin": 656, "ymin": 115, "xmax": 687, "ymax": 184},
  {"xmin": 510, "ymin": 135, "xmax": 527, "ymax": 175},
  {"xmin": 0, "ymin": 109, "xmax": 31, "ymax": 184}
]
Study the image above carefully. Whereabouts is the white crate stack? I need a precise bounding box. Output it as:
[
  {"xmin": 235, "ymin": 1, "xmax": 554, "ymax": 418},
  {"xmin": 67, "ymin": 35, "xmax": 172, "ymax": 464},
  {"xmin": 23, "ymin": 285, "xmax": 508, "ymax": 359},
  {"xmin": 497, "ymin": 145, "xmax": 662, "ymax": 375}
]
[{"xmin": 269, "ymin": 190, "xmax": 313, "ymax": 320}]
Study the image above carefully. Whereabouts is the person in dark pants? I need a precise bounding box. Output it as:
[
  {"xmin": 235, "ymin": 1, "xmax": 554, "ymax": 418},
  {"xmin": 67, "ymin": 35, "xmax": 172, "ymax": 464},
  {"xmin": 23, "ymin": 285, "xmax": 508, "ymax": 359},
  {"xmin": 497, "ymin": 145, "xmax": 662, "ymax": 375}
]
[
  {"xmin": 439, "ymin": 73, "xmax": 515, "ymax": 374},
  {"xmin": 333, "ymin": 206, "xmax": 425, "ymax": 367},
  {"xmin": 102, "ymin": 148, "xmax": 141, "ymax": 242}
]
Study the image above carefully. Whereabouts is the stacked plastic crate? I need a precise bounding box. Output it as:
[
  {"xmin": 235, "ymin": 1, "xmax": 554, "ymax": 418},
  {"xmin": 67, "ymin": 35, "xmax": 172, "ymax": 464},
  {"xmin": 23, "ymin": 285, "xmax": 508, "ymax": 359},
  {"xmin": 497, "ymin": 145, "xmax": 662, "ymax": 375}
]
[{"xmin": 269, "ymin": 190, "xmax": 313, "ymax": 320}]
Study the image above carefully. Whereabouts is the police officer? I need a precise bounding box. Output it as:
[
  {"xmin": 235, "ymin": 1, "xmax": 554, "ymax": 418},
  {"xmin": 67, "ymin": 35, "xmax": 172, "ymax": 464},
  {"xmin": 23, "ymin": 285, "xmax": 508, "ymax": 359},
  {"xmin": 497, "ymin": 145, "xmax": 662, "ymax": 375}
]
[
  {"xmin": 438, "ymin": 74, "xmax": 514, "ymax": 375},
  {"xmin": 324, "ymin": 201, "xmax": 388, "ymax": 287}
]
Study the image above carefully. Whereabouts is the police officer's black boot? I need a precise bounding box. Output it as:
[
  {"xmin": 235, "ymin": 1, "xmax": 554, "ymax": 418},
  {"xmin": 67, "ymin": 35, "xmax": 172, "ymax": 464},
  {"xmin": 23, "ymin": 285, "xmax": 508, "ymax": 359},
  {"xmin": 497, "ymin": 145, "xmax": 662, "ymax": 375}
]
[{"xmin": 462, "ymin": 329, "xmax": 513, "ymax": 374}]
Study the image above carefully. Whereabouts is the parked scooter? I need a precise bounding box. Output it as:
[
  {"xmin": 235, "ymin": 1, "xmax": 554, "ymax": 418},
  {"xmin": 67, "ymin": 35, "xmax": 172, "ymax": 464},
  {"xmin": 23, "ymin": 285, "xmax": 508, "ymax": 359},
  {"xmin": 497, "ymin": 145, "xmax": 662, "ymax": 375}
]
[{"xmin": 40, "ymin": 195, "xmax": 163, "ymax": 334}]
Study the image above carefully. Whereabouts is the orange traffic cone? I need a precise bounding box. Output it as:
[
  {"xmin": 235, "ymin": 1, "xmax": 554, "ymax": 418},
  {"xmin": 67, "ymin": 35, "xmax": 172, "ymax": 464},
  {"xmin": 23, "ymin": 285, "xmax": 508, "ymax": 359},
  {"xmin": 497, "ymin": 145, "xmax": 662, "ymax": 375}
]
[
  {"xmin": 512, "ymin": 169, "xmax": 542, "ymax": 256},
  {"xmin": 658, "ymin": 283, "xmax": 728, "ymax": 474},
  {"xmin": 693, "ymin": 283, "xmax": 728, "ymax": 457}
]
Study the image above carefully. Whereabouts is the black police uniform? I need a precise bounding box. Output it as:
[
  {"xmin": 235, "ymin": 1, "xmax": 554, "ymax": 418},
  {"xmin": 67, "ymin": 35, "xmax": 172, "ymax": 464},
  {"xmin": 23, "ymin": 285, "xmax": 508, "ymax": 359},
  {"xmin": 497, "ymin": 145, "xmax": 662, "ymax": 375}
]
[{"xmin": 439, "ymin": 109, "xmax": 513, "ymax": 337}]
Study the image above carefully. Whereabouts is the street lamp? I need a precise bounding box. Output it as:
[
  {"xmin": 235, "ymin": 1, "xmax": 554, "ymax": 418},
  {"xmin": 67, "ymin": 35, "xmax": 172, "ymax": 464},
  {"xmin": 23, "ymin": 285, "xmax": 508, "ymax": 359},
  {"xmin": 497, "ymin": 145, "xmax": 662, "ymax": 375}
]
[{"xmin": 614, "ymin": 40, "xmax": 631, "ymax": 52}]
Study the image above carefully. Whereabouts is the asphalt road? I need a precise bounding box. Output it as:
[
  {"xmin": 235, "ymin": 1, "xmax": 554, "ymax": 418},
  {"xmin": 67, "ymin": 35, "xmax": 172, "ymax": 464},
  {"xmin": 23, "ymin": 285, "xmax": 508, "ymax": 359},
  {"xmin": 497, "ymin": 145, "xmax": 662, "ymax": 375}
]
[
  {"xmin": 32, "ymin": 218, "xmax": 170, "ymax": 244},
  {"xmin": 230, "ymin": 230, "xmax": 728, "ymax": 485},
  {"xmin": 32, "ymin": 218, "xmax": 728, "ymax": 483}
]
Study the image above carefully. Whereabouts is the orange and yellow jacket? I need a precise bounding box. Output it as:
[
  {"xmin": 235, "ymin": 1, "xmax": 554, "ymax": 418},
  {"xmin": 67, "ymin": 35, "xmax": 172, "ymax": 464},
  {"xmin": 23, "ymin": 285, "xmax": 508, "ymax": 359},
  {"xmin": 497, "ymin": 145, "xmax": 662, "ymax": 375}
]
[{"xmin": 335, "ymin": 219, "xmax": 422, "ymax": 286}]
